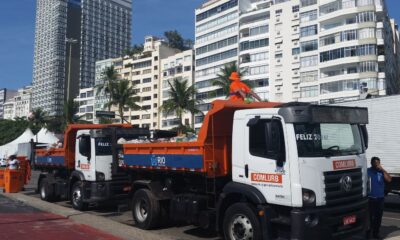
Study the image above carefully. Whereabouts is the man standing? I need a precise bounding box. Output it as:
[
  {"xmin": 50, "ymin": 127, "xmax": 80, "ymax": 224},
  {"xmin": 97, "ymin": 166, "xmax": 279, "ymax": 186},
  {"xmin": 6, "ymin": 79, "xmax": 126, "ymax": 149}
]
[
  {"xmin": 229, "ymin": 72, "xmax": 262, "ymax": 102},
  {"xmin": 367, "ymin": 157, "xmax": 392, "ymax": 239},
  {"xmin": 7, "ymin": 155, "xmax": 19, "ymax": 170}
]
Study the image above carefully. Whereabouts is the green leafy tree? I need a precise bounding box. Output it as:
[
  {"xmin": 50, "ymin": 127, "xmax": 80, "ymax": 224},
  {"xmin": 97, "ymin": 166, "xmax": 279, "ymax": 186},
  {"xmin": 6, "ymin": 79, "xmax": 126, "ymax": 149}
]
[
  {"xmin": 96, "ymin": 66, "xmax": 118, "ymax": 111},
  {"xmin": 29, "ymin": 108, "xmax": 48, "ymax": 130},
  {"xmin": 212, "ymin": 63, "xmax": 252, "ymax": 98},
  {"xmin": 160, "ymin": 78, "xmax": 201, "ymax": 132},
  {"xmin": 0, "ymin": 119, "xmax": 36, "ymax": 145},
  {"xmin": 164, "ymin": 30, "xmax": 193, "ymax": 51},
  {"xmin": 106, "ymin": 80, "xmax": 141, "ymax": 124},
  {"xmin": 124, "ymin": 44, "xmax": 144, "ymax": 57},
  {"xmin": 64, "ymin": 99, "xmax": 80, "ymax": 124}
]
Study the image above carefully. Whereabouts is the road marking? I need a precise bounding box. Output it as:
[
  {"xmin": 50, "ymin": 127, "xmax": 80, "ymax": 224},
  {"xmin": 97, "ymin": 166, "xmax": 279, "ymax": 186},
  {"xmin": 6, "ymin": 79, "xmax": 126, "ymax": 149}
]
[{"xmin": 383, "ymin": 216, "xmax": 400, "ymax": 221}]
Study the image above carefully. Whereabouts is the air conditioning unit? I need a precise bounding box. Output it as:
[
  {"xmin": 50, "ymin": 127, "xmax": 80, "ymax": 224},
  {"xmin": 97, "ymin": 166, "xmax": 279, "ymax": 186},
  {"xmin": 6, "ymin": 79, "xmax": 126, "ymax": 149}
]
[
  {"xmin": 294, "ymin": 56, "xmax": 298, "ymax": 60},
  {"xmin": 294, "ymin": 13, "xmax": 299, "ymax": 18}
]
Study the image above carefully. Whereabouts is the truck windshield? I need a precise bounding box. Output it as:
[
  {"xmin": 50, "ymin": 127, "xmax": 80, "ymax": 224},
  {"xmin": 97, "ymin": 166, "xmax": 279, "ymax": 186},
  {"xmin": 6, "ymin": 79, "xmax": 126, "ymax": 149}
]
[
  {"xmin": 95, "ymin": 137, "xmax": 112, "ymax": 156},
  {"xmin": 294, "ymin": 123, "xmax": 363, "ymax": 157}
]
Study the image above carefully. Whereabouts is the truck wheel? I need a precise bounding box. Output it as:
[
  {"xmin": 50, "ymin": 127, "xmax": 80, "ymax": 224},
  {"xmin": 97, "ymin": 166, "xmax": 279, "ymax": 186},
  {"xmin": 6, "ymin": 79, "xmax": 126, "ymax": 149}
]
[
  {"xmin": 39, "ymin": 178, "xmax": 54, "ymax": 202},
  {"xmin": 71, "ymin": 181, "xmax": 88, "ymax": 211},
  {"xmin": 132, "ymin": 189, "xmax": 160, "ymax": 229},
  {"xmin": 223, "ymin": 203, "xmax": 262, "ymax": 240}
]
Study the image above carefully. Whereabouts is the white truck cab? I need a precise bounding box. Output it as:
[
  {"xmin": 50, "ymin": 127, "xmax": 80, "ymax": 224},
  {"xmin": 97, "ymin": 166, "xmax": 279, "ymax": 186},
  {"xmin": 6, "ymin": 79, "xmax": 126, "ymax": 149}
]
[{"xmin": 231, "ymin": 103, "xmax": 369, "ymax": 239}]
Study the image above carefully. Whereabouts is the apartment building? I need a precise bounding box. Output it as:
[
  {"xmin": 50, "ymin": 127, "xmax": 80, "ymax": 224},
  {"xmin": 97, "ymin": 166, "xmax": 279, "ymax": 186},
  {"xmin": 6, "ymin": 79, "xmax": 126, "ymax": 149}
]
[
  {"xmin": 2, "ymin": 86, "xmax": 33, "ymax": 120},
  {"xmin": 0, "ymin": 88, "xmax": 17, "ymax": 119},
  {"xmin": 3, "ymin": 100, "xmax": 15, "ymax": 120},
  {"xmin": 32, "ymin": 0, "xmax": 131, "ymax": 116},
  {"xmin": 194, "ymin": 0, "xmax": 240, "ymax": 128},
  {"xmin": 14, "ymin": 86, "xmax": 33, "ymax": 118},
  {"xmin": 104, "ymin": 36, "xmax": 181, "ymax": 128},
  {"xmin": 160, "ymin": 50, "xmax": 195, "ymax": 130},
  {"xmin": 75, "ymin": 88, "xmax": 95, "ymax": 122},
  {"xmin": 195, "ymin": 0, "xmax": 400, "ymax": 108}
]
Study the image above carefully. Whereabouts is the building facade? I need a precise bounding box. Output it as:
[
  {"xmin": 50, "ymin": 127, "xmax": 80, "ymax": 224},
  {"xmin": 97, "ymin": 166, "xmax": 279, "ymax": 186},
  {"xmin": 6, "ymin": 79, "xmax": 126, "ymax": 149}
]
[
  {"xmin": 160, "ymin": 50, "xmax": 195, "ymax": 130},
  {"xmin": 194, "ymin": 0, "xmax": 400, "ymax": 109},
  {"xmin": 194, "ymin": 0, "xmax": 240, "ymax": 129},
  {"xmin": 2, "ymin": 86, "xmax": 33, "ymax": 120},
  {"xmin": 0, "ymin": 88, "xmax": 17, "ymax": 119},
  {"xmin": 14, "ymin": 86, "xmax": 33, "ymax": 118},
  {"xmin": 32, "ymin": 0, "xmax": 131, "ymax": 116},
  {"xmin": 94, "ymin": 37, "xmax": 181, "ymax": 128},
  {"xmin": 75, "ymin": 88, "xmax": 95, "ymax": 122}
]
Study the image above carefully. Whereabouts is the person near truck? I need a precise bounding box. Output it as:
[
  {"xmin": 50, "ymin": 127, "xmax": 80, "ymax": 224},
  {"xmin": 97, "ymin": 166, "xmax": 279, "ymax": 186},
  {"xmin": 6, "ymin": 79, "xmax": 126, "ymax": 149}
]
[
  {"xmin": 7, "ymin": 155, "xmax": 19, "ymax": 170},
  {"xmin": 229, "ymin": 72, "xmax": 262, "ymax": 102},
  {"xmin": 367, "ymin": 156, "xmax": 392, "ymax": 239}
]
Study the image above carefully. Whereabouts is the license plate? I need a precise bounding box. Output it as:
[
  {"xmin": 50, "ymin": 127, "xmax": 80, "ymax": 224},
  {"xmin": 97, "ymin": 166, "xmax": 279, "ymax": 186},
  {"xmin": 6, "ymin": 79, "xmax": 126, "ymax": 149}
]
[{"xmin": 343, "ymin": 215, "xmax": 356, "ymax": 225}]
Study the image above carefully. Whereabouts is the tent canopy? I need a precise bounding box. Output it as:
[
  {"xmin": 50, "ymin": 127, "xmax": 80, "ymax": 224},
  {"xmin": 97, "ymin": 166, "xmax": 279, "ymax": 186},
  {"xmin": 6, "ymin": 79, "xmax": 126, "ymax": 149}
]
[
  {"xmin": 34, "ymin": 128, "xmax": 59, "ymax": 144},
  {"xmin": 0, "ymin": 128, "xmax": 35, "ymax": 158}
]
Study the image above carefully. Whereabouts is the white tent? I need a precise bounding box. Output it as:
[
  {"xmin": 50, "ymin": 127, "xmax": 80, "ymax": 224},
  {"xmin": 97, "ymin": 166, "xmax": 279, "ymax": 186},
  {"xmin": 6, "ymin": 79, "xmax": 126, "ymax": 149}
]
[
  {"xmin": 34, "ymin": 128, "xmax": 59, "ymax": 144},
  {"xmin": 0, "ymin": 128, "xmax": 35, "ymax": 158}
]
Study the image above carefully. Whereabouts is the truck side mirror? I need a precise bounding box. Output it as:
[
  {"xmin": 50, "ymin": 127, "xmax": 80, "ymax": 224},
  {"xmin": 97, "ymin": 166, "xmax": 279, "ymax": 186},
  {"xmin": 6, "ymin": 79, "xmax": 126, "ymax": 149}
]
[
  {"xmin": 79, "ymin": 135, "xmax": 91, "ymax": 160},
  {"xmin": 360, "ymin": 125, "xmax": 368, "ymax": 149},
  {"xmin": 265, "ymin": 118, "xmax": 285, "ymax": 166}
]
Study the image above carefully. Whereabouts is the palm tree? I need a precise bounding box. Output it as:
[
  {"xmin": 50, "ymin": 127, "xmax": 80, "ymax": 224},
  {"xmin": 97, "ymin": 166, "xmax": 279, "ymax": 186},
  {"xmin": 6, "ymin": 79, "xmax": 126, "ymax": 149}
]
[
  {"xmin": 106, "ymin": 80, "xmax": 140, "ymax": 124},
  {"xmin": 160, "ymin": 78, "xmax": 201, "ymax": 132},
  {"xmin": 212, "ymin": 62, "xmax": 252, "ymax": 98},
  {"xmin": 64, "ymin": 99, "xmax": 80, "ymax": 124},
  {"xmin": 29, "ymin": 108, "xmax": 48, "ymax": 129},
  {"xmin": 96, "ymin": 66, "xmax": 118, "ymax": 111}
]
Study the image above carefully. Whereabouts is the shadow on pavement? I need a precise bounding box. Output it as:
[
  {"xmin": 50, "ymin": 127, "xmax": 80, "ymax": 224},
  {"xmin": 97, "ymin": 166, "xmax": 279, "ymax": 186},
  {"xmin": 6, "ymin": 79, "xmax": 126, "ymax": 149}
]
[
  {"xmin": 381, "ymin": 225, "xmax": 400, "ymax": 239},
  {"xmin": 184, "ymin": 227, "xmax": 220, "ymax": 239}
]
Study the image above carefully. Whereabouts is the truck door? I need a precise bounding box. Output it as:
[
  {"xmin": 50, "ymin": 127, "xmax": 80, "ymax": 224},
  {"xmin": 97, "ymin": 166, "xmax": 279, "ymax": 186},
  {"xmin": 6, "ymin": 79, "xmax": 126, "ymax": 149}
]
[
  {"xmin": 243, "ymin": 116, "xmax": 292, "ymax": 206},
  {"xmin": 75, "ymin": 131, "xmax": 95, "ymax": 181}
]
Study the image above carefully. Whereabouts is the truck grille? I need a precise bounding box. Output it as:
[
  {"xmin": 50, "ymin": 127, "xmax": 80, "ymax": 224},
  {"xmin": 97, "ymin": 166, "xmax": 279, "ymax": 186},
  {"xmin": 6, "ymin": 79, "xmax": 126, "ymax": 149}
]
[{"xmin": 324, "ymin": 168, "xmax": 363, "ymax": 206}]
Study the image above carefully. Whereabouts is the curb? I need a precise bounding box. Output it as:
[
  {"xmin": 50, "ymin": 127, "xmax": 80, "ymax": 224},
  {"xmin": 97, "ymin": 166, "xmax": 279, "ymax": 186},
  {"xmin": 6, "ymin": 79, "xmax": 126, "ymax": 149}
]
[{"xmin": 0, "ymin": 192, "xmax": 178, "ymax": 240}]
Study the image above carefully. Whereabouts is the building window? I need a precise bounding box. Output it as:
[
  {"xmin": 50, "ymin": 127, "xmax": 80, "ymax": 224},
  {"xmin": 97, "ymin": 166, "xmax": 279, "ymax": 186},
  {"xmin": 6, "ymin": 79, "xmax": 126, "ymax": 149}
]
[
  {"xmin": 196, "ymin": 48, "xmax": 237, "ymax": 66},
  {"xmin": 300, "ymin": 85, "xmax": 319, "ymax": 98},
  {"xmin": 300, "ymin": 39, "xmax": 318, "ymax": 52},
  {"xmin": 300, "ymin": 55, "xmax": 318, "ymax": 68},
  {"xmin": 300, "ymin": 71, "xmax": 318, "ymax": 83},
  {"xmin": 240, "ymin": 38, "xmax": 269, "ymax": 51},
  {"xmin": 142, "ymin": 87, "xmax": 151, "ymax": 92},
  {"xmin": 292, "ymin": 5, "xmax": 299, "ymax": 13},
  {"xmin": 320, "ymin": 44, "xmax": 376, "ymax": 62},
  {"xmin": 300, "ymin": 25, "xmax": 317, "ymax": 37},
  {"xmin": 320, "ymin": 79, "xmax": 362, "ymax": 94},
  {"xmin": 142, "ymin": 78, "xmax": 151, "ymax": 83},
  {"xmin": 300, "ymin": 0, "xmax": 317, "ymax": 7}
]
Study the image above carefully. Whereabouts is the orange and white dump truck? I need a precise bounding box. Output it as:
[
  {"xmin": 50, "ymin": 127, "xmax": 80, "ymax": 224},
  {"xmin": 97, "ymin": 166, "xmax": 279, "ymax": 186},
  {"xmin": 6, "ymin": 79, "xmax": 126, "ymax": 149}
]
[
  {"xmin": 117, "ymin": 100, "xmax": 370, "ymax": 240},
  {"xmin": 31, "ymin": 124, "xmax": 151, "ymax": 210}
]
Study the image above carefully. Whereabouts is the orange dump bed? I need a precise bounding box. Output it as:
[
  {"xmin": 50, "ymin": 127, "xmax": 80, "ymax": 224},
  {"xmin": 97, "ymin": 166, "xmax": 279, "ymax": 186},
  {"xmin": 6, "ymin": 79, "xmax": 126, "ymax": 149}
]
[{"xmin": 122, "ymin": 100, "xmax": 281, "ymax": 177}]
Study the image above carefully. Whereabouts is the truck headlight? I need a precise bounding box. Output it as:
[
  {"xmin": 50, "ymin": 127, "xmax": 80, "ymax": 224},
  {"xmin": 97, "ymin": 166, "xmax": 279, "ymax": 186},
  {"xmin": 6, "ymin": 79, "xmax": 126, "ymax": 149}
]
[
  {"xmin": 96, "ymin": 171, "xmax": 105, "ymax": 181},
  {"xmin": 302, "ymin": 188, "xmax": 316, "ymax": 206}
]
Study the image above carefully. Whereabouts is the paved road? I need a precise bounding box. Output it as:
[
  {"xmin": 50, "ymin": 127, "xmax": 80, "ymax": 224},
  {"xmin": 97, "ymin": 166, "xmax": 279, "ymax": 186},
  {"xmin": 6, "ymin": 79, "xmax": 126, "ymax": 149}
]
[
  {"xmin": 20, "ymin": 171, "xmax": 400, "ymax": 240},
  {"xmin": 0, "ymin": 194, "xmax": 121, "ymax": 240}
]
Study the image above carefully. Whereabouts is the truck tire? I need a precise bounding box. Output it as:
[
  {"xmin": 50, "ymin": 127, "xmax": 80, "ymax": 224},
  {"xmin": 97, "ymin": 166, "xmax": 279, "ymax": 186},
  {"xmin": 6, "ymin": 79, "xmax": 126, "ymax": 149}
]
[
  {"xmin": 71, "ymin": 181, "xmax": 88, "ymax": 211},
  {"xmin": 223, "ymin": 203, "xmax": 262, "ymax": 240},
  {"xmin": 132, "ymin": 189, "xmax": 160, "ymax": 229},
  {"xmin": 39, "ymin": 178, "xmax": 55, "ymax": 202}
]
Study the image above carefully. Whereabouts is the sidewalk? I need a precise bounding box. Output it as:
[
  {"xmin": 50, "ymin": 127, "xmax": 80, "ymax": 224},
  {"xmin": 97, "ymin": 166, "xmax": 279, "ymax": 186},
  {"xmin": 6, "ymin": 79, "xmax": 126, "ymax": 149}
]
[
  {"xmin": 0, "ymin": 191, "xmax": 181, "ymax": 240},
  {"xmin": 0, "ymin": 194, "xmax": 120, "ymax": 240}
]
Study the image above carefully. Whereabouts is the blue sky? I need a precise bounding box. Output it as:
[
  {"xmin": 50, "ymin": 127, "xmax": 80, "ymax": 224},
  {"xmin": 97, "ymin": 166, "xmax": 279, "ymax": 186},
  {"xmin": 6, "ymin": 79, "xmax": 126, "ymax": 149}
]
[{"xmin": 0, "ymin": 0, "xmax": 399, "ymax": 89}]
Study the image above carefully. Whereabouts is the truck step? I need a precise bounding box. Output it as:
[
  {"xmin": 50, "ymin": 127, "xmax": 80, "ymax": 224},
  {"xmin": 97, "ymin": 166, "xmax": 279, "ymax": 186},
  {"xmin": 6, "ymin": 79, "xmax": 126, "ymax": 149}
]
[{"xmin": 270, "ymin": 216, "xmax": 291, "ymax": 226}]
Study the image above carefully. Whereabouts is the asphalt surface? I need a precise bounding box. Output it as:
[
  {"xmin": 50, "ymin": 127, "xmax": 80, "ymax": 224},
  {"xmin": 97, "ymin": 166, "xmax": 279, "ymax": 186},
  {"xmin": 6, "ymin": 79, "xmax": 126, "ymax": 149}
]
[{"xmin": 5, "ymin": 171, "xmax": 400, "ymax": 240}]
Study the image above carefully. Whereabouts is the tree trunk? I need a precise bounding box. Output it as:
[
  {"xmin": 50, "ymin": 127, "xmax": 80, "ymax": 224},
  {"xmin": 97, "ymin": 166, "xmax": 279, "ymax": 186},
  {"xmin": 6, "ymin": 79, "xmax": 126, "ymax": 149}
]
[{"xmin": 119, "ymin": 107, "xmax": 124, "ymax": 124}]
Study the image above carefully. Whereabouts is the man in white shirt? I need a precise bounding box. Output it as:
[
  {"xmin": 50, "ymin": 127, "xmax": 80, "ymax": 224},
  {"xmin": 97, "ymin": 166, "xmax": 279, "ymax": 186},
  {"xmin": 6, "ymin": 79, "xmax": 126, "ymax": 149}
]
[
  {"xmin": 0, "ymin": 158, "xmax": 7, "ymax": 167},
  {"xmin": 7, "ymin": 155, "xmax": 19, "ymax": 170}
]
